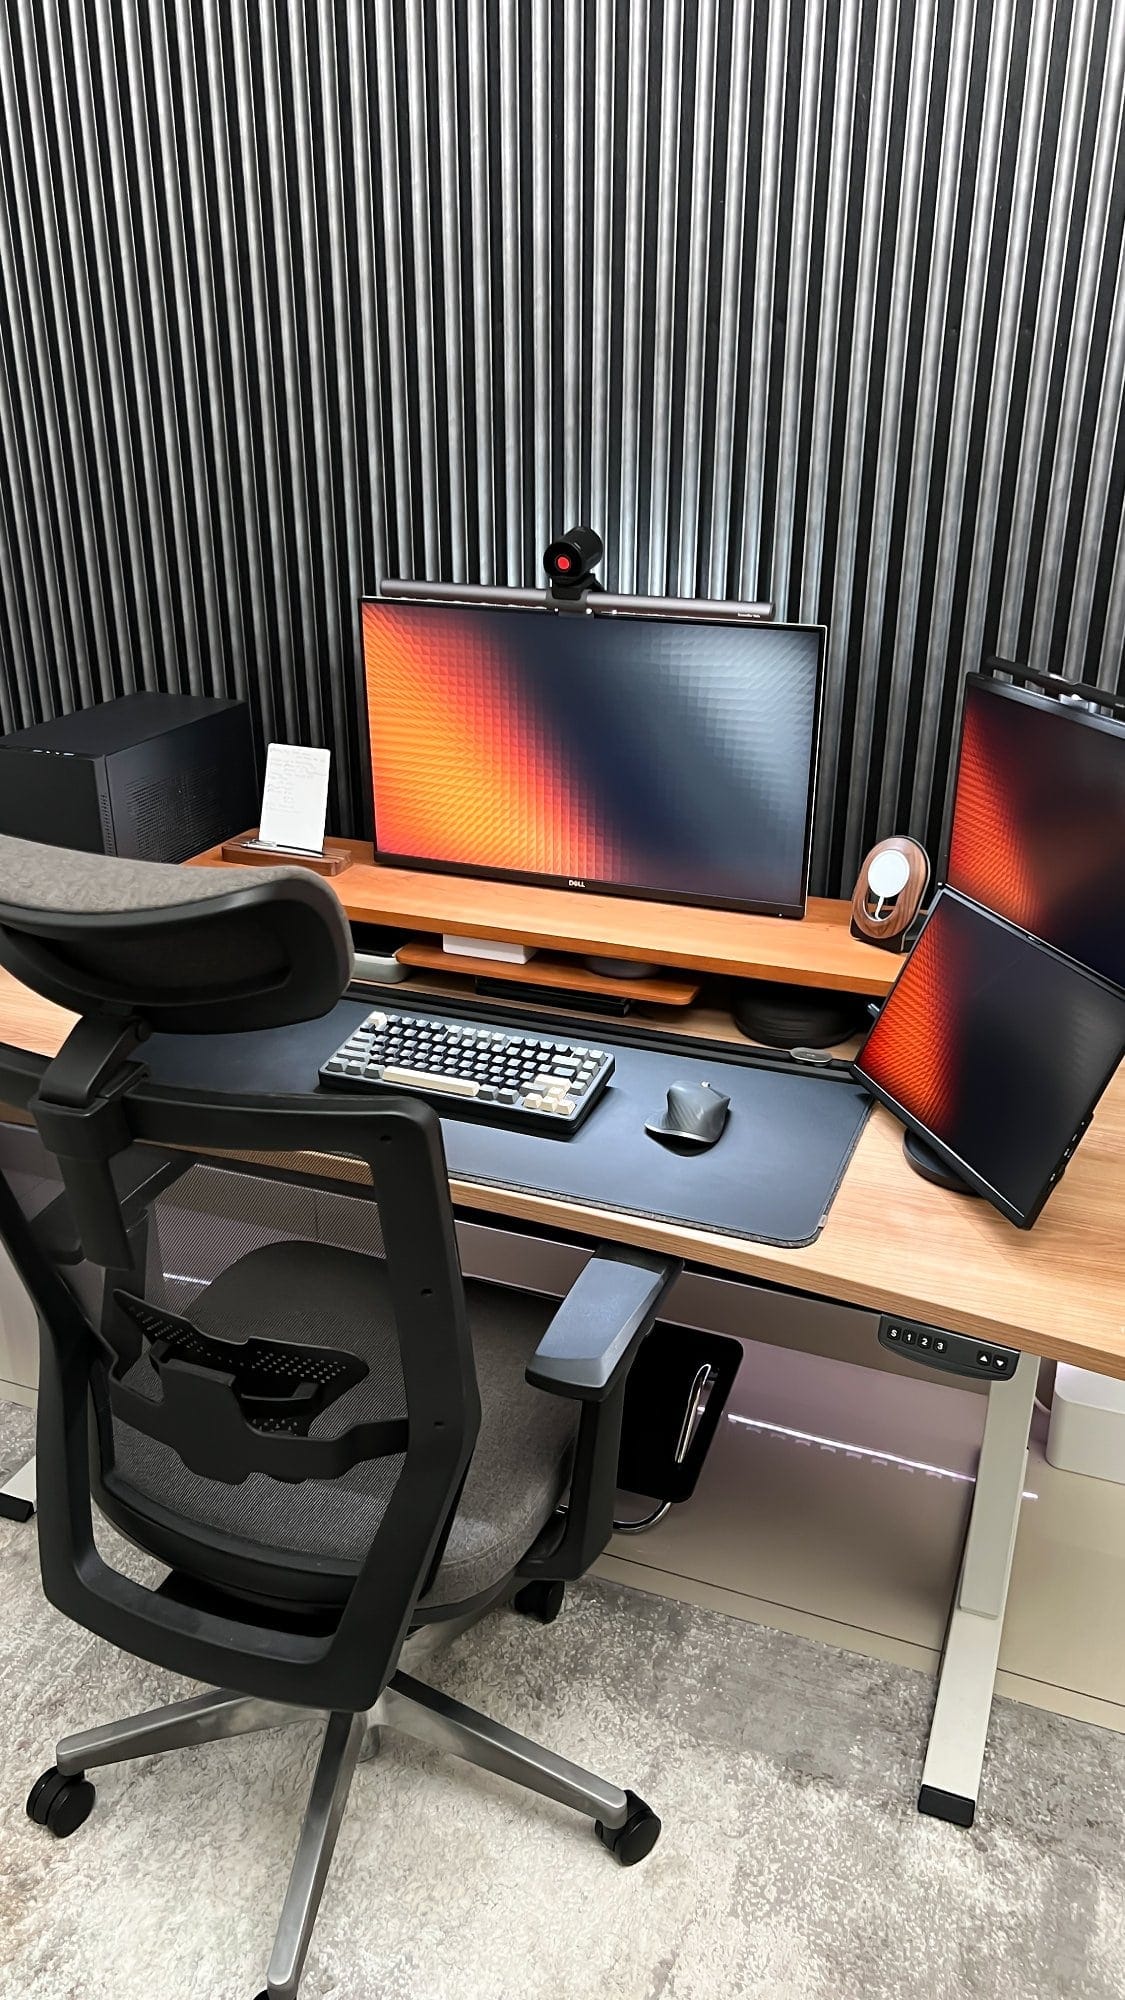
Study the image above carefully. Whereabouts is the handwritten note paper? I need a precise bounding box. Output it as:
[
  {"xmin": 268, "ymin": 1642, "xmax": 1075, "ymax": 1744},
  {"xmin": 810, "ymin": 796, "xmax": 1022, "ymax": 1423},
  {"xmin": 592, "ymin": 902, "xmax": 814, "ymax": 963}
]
[{"xmin": 257, "ymin": 743, "xmax": 331, "ymax": 855}]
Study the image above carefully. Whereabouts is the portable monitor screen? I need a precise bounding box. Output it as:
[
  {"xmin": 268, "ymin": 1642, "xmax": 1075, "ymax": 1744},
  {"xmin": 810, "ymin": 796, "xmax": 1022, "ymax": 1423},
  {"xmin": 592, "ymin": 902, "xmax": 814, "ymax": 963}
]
[
  {"xmin": 946, "ymin": 675, "xmax": 1125, "ymax": 990},
  {"xmin": 361, "ymin": 600, "xmax": 825, "ymax": 915},
  {"xmin": 853, "ymin": 890, "xmax": 1125, "ymax": 1227}
]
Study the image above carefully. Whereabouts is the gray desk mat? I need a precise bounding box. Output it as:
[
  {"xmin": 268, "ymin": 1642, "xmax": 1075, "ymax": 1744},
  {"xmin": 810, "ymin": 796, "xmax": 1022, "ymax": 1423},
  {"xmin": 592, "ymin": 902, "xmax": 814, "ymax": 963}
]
[{"xmin": 145, "ymin": 996, "xmax": 872, "ymax": 1250}]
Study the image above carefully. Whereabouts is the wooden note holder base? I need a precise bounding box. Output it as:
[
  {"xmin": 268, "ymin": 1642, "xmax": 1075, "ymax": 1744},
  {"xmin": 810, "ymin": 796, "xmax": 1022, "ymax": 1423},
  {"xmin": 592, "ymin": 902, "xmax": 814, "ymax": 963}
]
[{"xmin": 219, "ymin": 831, "xmax": 354, "ymax": 877}]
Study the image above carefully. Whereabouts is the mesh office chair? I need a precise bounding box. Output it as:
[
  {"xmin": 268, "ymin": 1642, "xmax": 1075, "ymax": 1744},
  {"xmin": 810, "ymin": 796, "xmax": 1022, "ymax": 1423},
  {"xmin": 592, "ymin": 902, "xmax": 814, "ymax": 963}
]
[{"xmin": 0, "ymin": 834, "xmax": 678, "ymax": 2000}]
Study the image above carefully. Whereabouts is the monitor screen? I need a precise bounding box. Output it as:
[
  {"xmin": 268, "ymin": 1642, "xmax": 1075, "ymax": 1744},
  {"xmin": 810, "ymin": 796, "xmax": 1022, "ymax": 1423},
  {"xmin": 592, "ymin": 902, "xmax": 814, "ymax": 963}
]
[
  {"xmin": 945, "ymin": 674, "xmax": 1125, "ymax": 990},
  {"xmin": 853, "ymin": 891, "xmax": 1125, "ymax": 1226},
  {"xmin": 361, "ymin": 600, "xmax": 825, "ymax": 915}
]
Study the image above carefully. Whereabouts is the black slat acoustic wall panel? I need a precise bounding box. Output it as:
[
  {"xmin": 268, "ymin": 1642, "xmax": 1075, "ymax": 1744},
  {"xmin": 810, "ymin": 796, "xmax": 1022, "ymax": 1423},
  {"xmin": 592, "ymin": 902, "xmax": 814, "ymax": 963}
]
[{"xmin": 1, "ymin": 1, "xmax": 1123, "ymax": 891}]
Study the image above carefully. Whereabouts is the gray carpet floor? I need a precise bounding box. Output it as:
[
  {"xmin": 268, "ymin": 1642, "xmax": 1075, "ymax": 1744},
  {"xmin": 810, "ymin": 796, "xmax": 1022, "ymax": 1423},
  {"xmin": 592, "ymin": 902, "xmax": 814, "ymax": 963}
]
[{"xmin": 2, "ymin": 1397, "xmax": 1125, "ymax": 2000}]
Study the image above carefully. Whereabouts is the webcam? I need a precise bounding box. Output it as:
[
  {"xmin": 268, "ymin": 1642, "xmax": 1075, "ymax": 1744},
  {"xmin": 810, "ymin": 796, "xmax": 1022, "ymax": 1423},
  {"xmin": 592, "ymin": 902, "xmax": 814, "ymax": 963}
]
[{"xmin": 544, "ymin": 524, "xmax": 604, "ymax": 601}]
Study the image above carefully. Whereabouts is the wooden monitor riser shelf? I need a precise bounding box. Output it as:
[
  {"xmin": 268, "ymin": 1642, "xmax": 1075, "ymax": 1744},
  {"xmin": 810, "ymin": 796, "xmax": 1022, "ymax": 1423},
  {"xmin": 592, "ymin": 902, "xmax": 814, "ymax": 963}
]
[
  {"xmin": 190, "ymin": 836, "xmax": 897, "ymax": 997},
  {"xmin": 1, "ymin": 962, "xmax": 1122, "ymax": 1377}
]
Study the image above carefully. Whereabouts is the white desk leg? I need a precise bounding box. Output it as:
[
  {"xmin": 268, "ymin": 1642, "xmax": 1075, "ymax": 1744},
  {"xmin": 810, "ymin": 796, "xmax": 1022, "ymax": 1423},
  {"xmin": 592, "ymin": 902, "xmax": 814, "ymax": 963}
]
[
  {"xmin": 918, "ymin": 1350, "xmax": 1037, "ymax": 1827},
  {"xmin": 0, "ymin": 1456, "xmax": 36, "ymax": 1523}
]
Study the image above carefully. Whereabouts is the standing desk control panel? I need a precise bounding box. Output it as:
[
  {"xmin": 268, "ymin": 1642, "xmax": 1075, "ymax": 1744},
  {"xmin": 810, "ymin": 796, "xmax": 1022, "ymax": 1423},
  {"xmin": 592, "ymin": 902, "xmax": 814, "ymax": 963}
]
[{"xmin": 879, "ymin": 1314, "xmax": 1020, "ymax": 1379}]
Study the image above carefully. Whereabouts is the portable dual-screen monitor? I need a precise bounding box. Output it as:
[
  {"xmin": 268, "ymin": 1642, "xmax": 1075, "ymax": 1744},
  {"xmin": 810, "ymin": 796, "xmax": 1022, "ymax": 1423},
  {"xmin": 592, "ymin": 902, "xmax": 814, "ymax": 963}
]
[{"xmin": 855, "ymin": 674, "xmax": 1125, "ymax": 1226}]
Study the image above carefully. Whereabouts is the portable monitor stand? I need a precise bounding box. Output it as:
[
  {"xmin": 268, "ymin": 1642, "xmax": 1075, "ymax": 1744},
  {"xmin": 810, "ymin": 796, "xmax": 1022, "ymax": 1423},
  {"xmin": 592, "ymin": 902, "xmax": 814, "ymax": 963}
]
[{"xmin": 902, "ymin": 1129, "xmax": 981, "ymax": 1197}]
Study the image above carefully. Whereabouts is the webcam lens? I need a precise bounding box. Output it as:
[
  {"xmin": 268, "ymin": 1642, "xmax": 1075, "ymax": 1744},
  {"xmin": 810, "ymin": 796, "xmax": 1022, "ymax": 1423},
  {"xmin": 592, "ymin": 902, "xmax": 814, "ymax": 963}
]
[{"xmin": 554, "ymin": 552, "xmax": 572, "ymax": 572}]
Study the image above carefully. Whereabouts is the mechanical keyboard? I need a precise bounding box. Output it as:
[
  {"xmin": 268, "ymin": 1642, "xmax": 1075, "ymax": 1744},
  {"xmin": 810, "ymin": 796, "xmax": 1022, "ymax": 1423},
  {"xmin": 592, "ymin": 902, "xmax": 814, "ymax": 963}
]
[{"xmin": 319, "ymin": 1008, "xmax": 615, "ymax": 1132}]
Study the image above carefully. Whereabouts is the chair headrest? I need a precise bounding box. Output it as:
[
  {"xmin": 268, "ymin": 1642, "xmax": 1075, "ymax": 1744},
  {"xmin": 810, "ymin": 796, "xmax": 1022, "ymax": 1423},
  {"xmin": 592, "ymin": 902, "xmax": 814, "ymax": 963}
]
[{"xmin": 0, "ymin": 835, "xmax": 354, "ymax": 1033}]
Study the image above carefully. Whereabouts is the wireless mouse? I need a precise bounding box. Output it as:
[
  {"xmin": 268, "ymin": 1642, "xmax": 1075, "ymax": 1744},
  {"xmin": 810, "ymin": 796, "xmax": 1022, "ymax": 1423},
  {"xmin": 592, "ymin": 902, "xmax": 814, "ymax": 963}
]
[{"xmin": 645, "ymin": 1079, "xmax": 731, "ymax": 1150}]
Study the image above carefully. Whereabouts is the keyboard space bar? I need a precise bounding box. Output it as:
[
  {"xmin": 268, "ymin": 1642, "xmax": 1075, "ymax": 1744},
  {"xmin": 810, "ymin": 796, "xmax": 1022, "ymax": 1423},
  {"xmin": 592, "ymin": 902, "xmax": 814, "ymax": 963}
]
[{"xmin": 378, "ymin": 1068, "xmax": 481, "ymax": 1097}]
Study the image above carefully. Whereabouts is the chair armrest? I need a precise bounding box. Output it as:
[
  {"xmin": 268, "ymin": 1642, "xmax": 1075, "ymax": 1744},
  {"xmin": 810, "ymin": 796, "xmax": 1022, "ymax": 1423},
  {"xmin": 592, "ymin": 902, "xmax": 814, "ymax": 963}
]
[{"xmin": 526, "ymin": 1246, "xmax": 682, "ymax": 1402}]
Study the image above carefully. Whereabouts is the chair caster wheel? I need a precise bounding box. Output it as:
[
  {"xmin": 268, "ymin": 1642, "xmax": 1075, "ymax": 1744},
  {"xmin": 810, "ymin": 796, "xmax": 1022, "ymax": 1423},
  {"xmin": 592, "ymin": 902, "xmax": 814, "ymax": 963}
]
[
  {"xmin": 26, "ymin": 1767, "xmax": 96, "ymax": 1838},
  {"xmin": 513, "ymin": 1579, "xmax": 565, "ymax": 1625},
  {"xmin": 595, "ymin": 1790, "xmax": 661, "ymax": 1866}
]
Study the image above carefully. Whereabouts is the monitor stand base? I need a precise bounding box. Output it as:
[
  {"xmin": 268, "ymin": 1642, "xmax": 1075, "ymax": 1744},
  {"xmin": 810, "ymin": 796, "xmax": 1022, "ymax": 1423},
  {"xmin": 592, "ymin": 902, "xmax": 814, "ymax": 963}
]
[
  {"xmin": 902, "ymin": 1130, "xmax": 981, "ymax": 1197},
  {"xmin": 584, "ymin": 956, "xmax": 660, "ymax": 980}
]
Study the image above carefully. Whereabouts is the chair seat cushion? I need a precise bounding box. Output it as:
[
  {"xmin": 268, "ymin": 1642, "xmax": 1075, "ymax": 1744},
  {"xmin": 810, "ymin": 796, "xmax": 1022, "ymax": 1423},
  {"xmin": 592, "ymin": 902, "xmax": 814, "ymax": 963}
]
[{"xmin": 106, "ymin": 1242, "xmax": 577, "ymax": 1608}]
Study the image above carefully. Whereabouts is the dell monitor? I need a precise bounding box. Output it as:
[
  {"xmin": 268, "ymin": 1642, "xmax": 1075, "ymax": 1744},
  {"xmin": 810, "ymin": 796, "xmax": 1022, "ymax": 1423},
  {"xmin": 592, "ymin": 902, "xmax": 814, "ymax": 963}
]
[
  {"xmin": 360, "ymin": 599, "xmax": 825, "ymax": 917},
  {"xmin": 944, "ymin": 672, "xmax": 1125, "ymax": 991},
  {"xmin": 853, "ymin": 890, "xmax": 1125, "ymax": 1228}
]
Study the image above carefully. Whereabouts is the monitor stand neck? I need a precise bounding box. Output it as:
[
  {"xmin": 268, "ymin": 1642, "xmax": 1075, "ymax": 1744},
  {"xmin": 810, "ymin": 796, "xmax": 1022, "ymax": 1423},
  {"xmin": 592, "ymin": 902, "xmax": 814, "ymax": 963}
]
[{"xmin": 902, "ymin": 1129, "xmax": 981, "ymax": 1198}]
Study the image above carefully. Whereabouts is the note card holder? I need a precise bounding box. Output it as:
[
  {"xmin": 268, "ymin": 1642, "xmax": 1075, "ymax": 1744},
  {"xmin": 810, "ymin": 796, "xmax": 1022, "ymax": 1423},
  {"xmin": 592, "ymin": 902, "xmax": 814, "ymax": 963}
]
[{"xmin": 219, "ymin": 831, "xmax": 353, "ymax": 877}]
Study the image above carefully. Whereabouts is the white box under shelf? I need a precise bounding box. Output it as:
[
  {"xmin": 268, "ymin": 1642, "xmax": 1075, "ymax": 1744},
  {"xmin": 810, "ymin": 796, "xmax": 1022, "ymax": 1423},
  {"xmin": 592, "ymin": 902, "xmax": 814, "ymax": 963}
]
[
  {"xmin": 1047, "ymin": 1365, "xmax": 1125, "ymax": 1485},
  {"xmin": 441, "ymin": 934, "xmax": 537, "ymax": 965}
]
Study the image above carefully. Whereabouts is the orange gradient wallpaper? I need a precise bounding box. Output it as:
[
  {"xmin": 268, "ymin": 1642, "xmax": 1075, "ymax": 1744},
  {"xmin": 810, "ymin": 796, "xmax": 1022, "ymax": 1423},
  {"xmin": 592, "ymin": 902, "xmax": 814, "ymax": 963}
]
[
  {"xmin": 855, "ymin": 892, "xmax": 1125, "ymax": 1222},
  {"xmin": 361, "ymin": 599, "xmax": 824, "ymax": 912},
  {"xmin": 947, "ymin": 679, "xmax": 1125, "ymax": 989}
]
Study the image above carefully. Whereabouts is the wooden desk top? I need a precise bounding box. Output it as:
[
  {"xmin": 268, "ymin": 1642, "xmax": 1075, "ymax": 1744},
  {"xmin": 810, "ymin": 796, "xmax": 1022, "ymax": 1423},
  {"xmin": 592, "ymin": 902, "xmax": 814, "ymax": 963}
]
[
  {"xmin": 190, "ymin": 837, "xmax": 898, "ymax": 996},
  {"xmin": 2, "ymin": 964, "xmax": 1122, "ymax": 1378}
]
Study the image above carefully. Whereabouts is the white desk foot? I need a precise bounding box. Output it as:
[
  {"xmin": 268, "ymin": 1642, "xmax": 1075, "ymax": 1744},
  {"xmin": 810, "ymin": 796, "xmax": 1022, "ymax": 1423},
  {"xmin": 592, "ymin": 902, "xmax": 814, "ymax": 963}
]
[
  {"xmin": 0, "ymin": 1455, "xmax": 36, "ymax": 1524},
  {"xmin": 918, "ymin": 1351, "xmax": 1037, "ymax": 1827}
]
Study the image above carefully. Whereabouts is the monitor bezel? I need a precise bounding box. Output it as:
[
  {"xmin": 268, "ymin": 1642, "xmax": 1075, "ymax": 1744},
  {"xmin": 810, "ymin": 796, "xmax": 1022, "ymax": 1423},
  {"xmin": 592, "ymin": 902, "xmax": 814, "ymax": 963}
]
[
  {"xmin": 852, "ymin": 887, "xmax": 1125, "ymax": 1229},
  {"xmin": 359, "ymin": 595, "xmax": 828, "ymax": 920},
  {"xmin": 940, "ymin": 668, "xmax": 1125, "ymax": 971}
]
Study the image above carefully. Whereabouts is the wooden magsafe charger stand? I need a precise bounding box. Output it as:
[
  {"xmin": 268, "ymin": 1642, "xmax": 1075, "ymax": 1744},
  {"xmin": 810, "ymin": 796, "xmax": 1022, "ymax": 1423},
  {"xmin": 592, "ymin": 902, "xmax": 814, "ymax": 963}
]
[{"xmin": 849, "ymin": 837, "xmax": 930, "ymax": 951}]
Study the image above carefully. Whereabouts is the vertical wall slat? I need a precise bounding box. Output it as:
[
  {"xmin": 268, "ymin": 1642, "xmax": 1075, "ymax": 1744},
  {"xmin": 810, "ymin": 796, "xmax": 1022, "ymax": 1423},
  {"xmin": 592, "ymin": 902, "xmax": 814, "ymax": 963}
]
[
  {"xmin": 0, "ymin": 4, "xmax": 97, "ymax": 710},
  {"xmin": 646, "ymin": 0, "xmax": 685, "ymax": 593},
  {"xmin": 402, "ymin": 0, "xmax": 440, "ymax": 577},
  {"xmin": 561, "ymin": 0, "xmax": 585, "ymax": 532},
  {"xmin": 433, "ymin": 0, "xmax": 467, "ymax": 581},
  {"xmin": 529, "ymin": 2, "xmax": 553, "ymax": 564},
  {"xmin": 497, "ymin": 2, "xmax": 523, "ymax": 577},
  {"xmin": 906, "ymin": 0, "xmax": 1016, "ymax": 836},
  {"xmin": 373, "ymin": 0, "xmax": 415, "ymax": 581},
  {"xmin": 932, "ymin": 0, "xmax": 1059, "ymax": 845},
  {"xmin": 171, "ymin": 0, "xmax": 250, "ymax": 704},
  {"xmin": 812, "ymin": 0, "xmax": 902, "ymax": 885},
  {"xmin": 705, "ymin": 0, "xmax": 752, "ymax": 599},
  {"xmin": 1034, "ymin": 20, "xmax": 1125, "ymax": 664},
  {"xmin": 675, "ymin": 0, "xmax": 719, "ymax": 596},
  {"xmin": 588, "ymin": 0, "xmax": 615, "ymax": 542},
  {"xmin": 996, "ymin": 5, "xmax": 1096, "ymax": 658},
  {"xmin": 616, "ymin": 1, "xmax": 651, "ymax": 594},
  {"xmin": 736, "ymin": 0, "xmax": 789, "ymax": 602},
  {"xmin": 771, "ymin": 0, "xmax": 826, "ymax": 613},
  {"xmin": 798, "ymin": 3, "xmax": 863, "ymax": 629}
]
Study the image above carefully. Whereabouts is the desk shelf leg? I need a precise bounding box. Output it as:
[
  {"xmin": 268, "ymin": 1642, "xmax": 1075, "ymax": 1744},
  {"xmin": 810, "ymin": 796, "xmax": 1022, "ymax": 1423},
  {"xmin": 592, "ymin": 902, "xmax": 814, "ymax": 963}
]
[
  {"xmin": 918, "ymin": 1351, "xmax": 1037, "ymax": 1829},
  {"xmin": 0, "ymin": 1455, "xmax": 36, "ymax": 1524}
]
